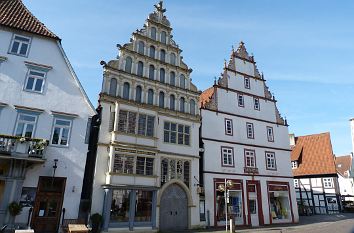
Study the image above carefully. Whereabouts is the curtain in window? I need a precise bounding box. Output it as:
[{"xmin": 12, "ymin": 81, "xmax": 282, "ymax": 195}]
[
  {"xmin": 147, "ymin": 89, "xmax": 154, "ymax": 105},
  {"xmin": 159, "ymin": 91, "xmax": 165, "ymax": 108},
  {"xmin": 180, "ymin": 97, "xmax": 185, "ymax": 112},
  {"xmin": 123, "ymin": 82, "xmax": 130, "ymax": 100},
  {"xmin": 149, "ymin": 65, "xmax": 155, "ymax": 80},
  {"xmin": 125, "ymin": 57, "xmax": 132, "ymax": 73},
  {"xmin": 135, "ymin": 85, "xmax": 142, "ymax": 103},
  {"xmin": 109, "ymin": 78, "xmax": 117, "ymax": 96},
  {"xmin": 137, "ymin": 61, "xmax": 144, "ymax": 77},
  {"xmin": 180, "ymin": 74, "xmax": 185, "ymax": 88},
  {"xmin": 138, "ymin": 41, "xmax": 145, "ymax": 54},
  {"xmin": 160, "ymin": 68, "xmax": 165, "ymax": 83}
]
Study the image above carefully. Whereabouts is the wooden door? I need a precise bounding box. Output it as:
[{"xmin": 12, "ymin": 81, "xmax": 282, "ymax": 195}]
[{"xmin": 31, "ymin": 177, "xmax": 66, "ymax": 233}]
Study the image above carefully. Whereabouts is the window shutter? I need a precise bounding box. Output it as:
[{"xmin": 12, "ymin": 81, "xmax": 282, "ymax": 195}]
[{"xmin": 109, "ymin": 112, "xmax": 115, "ymax": 132}]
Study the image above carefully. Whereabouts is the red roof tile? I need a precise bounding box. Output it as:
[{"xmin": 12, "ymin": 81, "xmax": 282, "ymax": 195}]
[
  {"xmin": 291, "ymin": 132, "xmax": 337, "ymax": 177},
  {"xmin": 199, "ymin": 87, "xmax": 214, "ymax": 108},
  {"xmin": 335, "ymin": 155, "xmax": 352, "ymax": 178},
  {"xmin": 0, "ymin": 0, "xmax": 58, "ymax": 39}
]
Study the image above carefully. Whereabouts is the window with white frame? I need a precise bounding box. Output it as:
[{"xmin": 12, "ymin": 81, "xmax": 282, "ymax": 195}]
[
  {"xmin": 51, "ymin": 118, "xmax": 72, "ymax": 146},
  {"xmin": 323, "ymin": 178, "xmax": 333, "ymax": 188},
  {"xmin": 246, "ymin": 122, "xmax": 254, "ymax": 139},
  {"xmin": 221, "ymin": 147, "xmax": 234, "ymax": 167},
  {"xmin": 164, "ymin": 122, "xmax": 190, "ymax": 145},
  {"xmin": 24, "ymin": 69, "xmax": 46, "ymax": 93},
  {"xmin": 238, "ymin": 94, "xmax": 244, "ymax": 107},
  {"xmin": 254, "ymin": 98, "xmax": 260, "ymax": 110},
  {"xmin": 267, "ymin": 126, "xmax": 274, "ymax": 142},
  {"xmin": 294, "ymin": 179, "xmax": 299, "ymax": 188},
  {"xmin": 291, "ymin": 161, "xmax": 298, "ymax": 169},
  {"xmin": 265, "ymin": 152, "xmax": 276, "ymax": 170},
  {"xmin": 244, "ymin": 77, "xmax": 250, "ymax": 89},
  {"xmin": 15, "ymin": 113, "xmax": 37, "ymax": 138},
  {"xmin": 117, "ymin": 110, "xmax": 155, "ymax": 137},
  {"xmin": 9, "ymin": 34, "xmax": 31, "ymax": 56},
  {"xmin": 225, "ymin": 118, "xmax": 233, "ymax": 135},
  {"xmin": 245, "ymin": 150, "xmax": 256, "ymax": 168}
]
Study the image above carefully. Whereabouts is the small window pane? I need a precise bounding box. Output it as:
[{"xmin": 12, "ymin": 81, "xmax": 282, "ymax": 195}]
[
  {"xmin": 34, "ymin": 79, "xmax": 43, "ymax": 92},
  {"xmin": 20, "ymin": 43, "xmax": 28, "ymax": 55},
  {"xmin": 11, "ymin": 41, "xmax": 19, "ymax": 53},
  {"xmin": 25, "ymin": 77, "xmax": 35, "ymax": 90},
  {"xmin": 52, "ymin": 128, "xmax": 60, "ymax": 144}
]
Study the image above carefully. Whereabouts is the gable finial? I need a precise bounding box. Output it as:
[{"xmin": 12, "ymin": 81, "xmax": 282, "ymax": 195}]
[{"xmin": 154, "ymin": 1, "xmax": 166, "ymax": 13}]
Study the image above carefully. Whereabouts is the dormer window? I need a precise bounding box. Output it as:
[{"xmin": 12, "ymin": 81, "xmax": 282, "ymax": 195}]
[
  {"xmin": 9, "ymin": 34, "xmax": 31, "ymax": 57},
  {"xmin": 291, "ymin": 161, "xmax": 298, "ymax": 169}
]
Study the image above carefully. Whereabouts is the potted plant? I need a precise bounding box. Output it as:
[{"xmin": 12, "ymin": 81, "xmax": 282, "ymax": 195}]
[
  {"xmin": 8, "ymin": 202, "xmax": 23, "ymax": 227},
  {"xmin": 90, "ymin": 213, "xmax": 103, "ymax": 233}
]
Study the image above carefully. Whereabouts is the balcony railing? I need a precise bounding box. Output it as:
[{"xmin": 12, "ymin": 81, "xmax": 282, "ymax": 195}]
[{"xmin": 0, "ymin": 134, "xmax": 48, "ymax": 159}]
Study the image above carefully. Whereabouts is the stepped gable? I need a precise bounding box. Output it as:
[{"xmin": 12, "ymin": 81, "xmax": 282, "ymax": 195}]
[
  {"xmin": 291, "ymin": 132, "xmax": 337, "ymax": 177},
  {"xmin": 0, "ymin": 0, "xmax": 58, "ymax": 39}
]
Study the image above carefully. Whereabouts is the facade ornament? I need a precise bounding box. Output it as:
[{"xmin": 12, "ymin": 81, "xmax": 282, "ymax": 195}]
[{"xmin": 154, "ymin": 1, "xmax": 166, "ymax": 13}]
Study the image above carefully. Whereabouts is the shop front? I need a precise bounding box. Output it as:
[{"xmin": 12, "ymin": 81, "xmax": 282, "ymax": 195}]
[
  {"xmin": 102, "ymin": 186, "xmax": 157, "ymax": 231},
  {"xmin": 267, "ymin": 182, "xmax": 294, "ymax": 224},
  {"xmin": 214, "ymin": 179, "xmax": 245, "ymax": 227}
]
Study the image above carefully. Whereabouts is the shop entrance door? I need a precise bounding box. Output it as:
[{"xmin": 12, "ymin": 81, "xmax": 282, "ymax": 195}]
[
  {"xmin": 248, "ymin": 196, "xmax": 259, "ymax": 226},
  {"xmin": 159, "ymin": 184, "xmax": 188, "ymax": 231},
  {"xmin": 31, "ymin": 177, "xmax": 66, "ymax": 233}
]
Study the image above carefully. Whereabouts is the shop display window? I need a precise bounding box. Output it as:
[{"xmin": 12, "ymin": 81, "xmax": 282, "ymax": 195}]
[
  {"xmin": 111, "ymin": 190, "xmax": 131, "ymax": 222},
  {"xmin": 216, "ymin": 186, "xmax": 243, "ymax": 224},
  {"xmin": 269, "ymin": 191, "xmax": 291, "ymax": 222},
  {"xmin": 135, "ymin": 190, "xmax": 152, "ymax": 222}
]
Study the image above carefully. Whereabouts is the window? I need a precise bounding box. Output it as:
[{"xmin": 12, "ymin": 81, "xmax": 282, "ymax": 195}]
[
  {"xmin": 136, "ymin": 157, "xmax": 154, "ymax": 175},
  {"xmin": 147, "ymin": 89, "xmax": 154, "ymax": 105},
  {"xmin": 190, "ymin": 99, "xmax": 196, "ymax": 115},
  {"xmin": 294, "ymin": 179, "xmax": 299, "ymax": 188},
  {"xmin": 245, "ymin": 150, "xmax": 256, "ymax": 168},
  {"xmin": 159, "ymin": 91, "xmax": 165, "ymax": 108},
  {"xmin": 267, "ymin": 126, "xmax": 274, "ymax": 142},
  {"xmin": 123, "ymin": 82, "xmax": 130, "ymax": 100},
  {"xmin": 24, "ymin": 69, "xmax": 46, "ymax": 93},
  {"xmin": 225, "ymin": 118, "xmax": 233, "ymax": 135},
  {"xmin": 150, "ymin": 27, "xmax": 157, "ymax": 40},
  {"xmin": 149, "ymin": 65, "xmax": 155, "ymax": 80},
  {"xmin": 113, "ymin": 154, "xmax": 135, "ymax": 174},
  {"xmin": 137, "ymin": 61, "xmax": 144, "ymax": 77},
  {"xmin": 254, "ymin": 98, "xmax": 260, "ymax": 110},
  {"xmin": 323, "ymin": 178, "xmax": 333, "ymax": 188},
  {"xmin": 125, "ymin": 57, "xmax": 133, "ymax": 73},
  {"xmin": 138, "ymin": 41, "xmax": 145, "ymax": 54},
  {"xmin": 180, "ymin": 97, "xmax": 185, "ymax": 112},
  {"xmin": 160, "ymin": 49, "xmax": 166, "ymax": 62},
  {"xmin": 15, "ymin": 113, "xmax": 37, "ymax": 138},
  {"xmin": 291, "ymin": 161, "xmax": 298, "ymax": 169},
  {"xmin": 9, "ymin": 34, "xmax": 31, "ymax": 56},
  {"xmin": 164, "ymin": 122, "xmax": 190, "ymax": 145},
  {"xmin": 161, "ymin": 158, "xmax": 190, "ymax": 186},
  {"xmin": 109, "ymin": 78, "xmax": 117, "ymax": 96},
  {"xmin": 135, "ymin": 85, "xmax": 142, "ymax": 103},
  {"xmin": 118, "ymin": 110, "xmax": 155, "ymax": 137},
  {"xmin": 51, "ymin": 118, "xmax": 72, "ymax": 146},
  {"xmin": 170, "ymin": 53, "xmax": 176, "ymax": 65},
  {"xmin": 221, "ymin": 147, "xmax": 234, "ymax": 167},
  {"xmin": 149, "ymin": 45, "xmax": 155, "ymax": 58},
  {"xmin": 246, "ymin": 122, "xmax": 254, "ymax": 139},
  {"xmin": 179, "ymin": 74, "xmax": 186, "ymax": 88},
  {"xmin": 160, "ymin": 68, "xmax": 165, "ymax": 83},
  {"xmin": 265, "ymin": 152, "xmax": 276, "ymax": 170},
  {"xmin": 161, "ymin": 31, "xmax": 167, "ymax": 44},
  {"xmin": 138, "ymin": 114, "xmax": 155, "ymax": 137},
  {"xmin": 238, "ymin": 94, "xmax": 244, "ymax": 107},
  {"xmin": 170, "ymin": 95, "xmax": 175, "ymax": 110},
  {"xmin": 170, "ymin": 71, "xmax": 175, "ymax": 86},
  {"xmin": 117, "ymin": 110, "xmax": 137, "ymax": 134},
  {"xmin": 244, "ymin": 77, "xmax": 250, "ymax": 89}
]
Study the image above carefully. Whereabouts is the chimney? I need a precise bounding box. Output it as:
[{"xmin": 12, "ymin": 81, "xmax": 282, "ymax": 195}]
[{"xmin": 289, "ymin": 133, "xmax": 296, "ymax": 147}]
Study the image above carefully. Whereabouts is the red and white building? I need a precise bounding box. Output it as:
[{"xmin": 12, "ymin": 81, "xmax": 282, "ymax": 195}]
[{"xmin": 199, "ymin": 42, "xmax": 299, "ymax": 227}]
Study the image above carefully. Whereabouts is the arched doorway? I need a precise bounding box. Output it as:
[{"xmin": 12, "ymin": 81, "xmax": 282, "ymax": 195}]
[{"xmin": 159, "ymin": 184, "xmax": 188, "ymax": 231}]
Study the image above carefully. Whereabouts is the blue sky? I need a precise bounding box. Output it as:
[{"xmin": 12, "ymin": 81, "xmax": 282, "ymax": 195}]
[{"xmin": 23, "ymin": 0, "xmax": 354, "ymax": 155}]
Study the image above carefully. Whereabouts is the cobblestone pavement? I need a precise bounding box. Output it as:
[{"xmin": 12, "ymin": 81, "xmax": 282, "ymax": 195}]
[{"xmin": 170, "ymin": 213, "xmax": 354, "ymax": 233}]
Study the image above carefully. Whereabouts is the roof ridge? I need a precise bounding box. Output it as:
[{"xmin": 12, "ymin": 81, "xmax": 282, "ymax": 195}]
[{"xmin": 297, "ymin": 132, "xmax": 330, "ymax": 138}]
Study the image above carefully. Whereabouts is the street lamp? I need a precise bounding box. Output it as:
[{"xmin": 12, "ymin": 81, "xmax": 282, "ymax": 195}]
[{"xmin": 218, "ymin": 179, "xmax": 233, "ymax": 232}]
